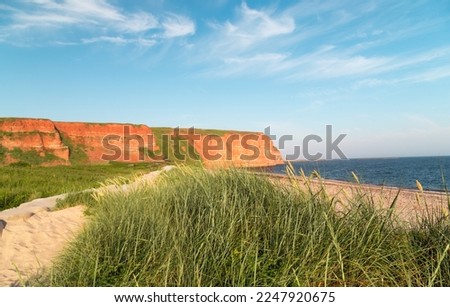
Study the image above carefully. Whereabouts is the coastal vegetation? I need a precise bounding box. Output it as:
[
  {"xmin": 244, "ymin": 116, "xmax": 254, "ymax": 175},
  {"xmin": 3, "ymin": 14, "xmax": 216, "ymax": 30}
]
[
  {"xmin": 0, "ymin": 162, "xmax": 164, "ymax": 211},
  {"xmin": 58, "ymin": 132, "xmax": 89, "ymax": 164},
  {"xmin": 150, "ymin": 128, "xmax": 202, "ymax": 165},
  {"xmin": 8, "ymin": 148, "xmax": 63, "ymax": 165},
  {"xmin": 0, "ymin": 144, "xmax": 6, "ymax": 163},
  {"xmin": 31, "ymin": 167, "xmax": 450, "ymax": 287}
]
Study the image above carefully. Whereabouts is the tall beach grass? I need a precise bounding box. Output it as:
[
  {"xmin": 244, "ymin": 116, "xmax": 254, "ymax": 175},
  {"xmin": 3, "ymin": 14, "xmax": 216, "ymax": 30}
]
[{"xmin": 32, "ymin": 167, "xmax": 450, "ymax": 286}]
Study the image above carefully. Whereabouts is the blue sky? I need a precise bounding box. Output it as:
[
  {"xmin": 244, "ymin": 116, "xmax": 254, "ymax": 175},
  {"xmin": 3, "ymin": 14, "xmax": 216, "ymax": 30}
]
[{"xmin": 1, "ymin": 0, "xmax": 449, "ymax": 159}]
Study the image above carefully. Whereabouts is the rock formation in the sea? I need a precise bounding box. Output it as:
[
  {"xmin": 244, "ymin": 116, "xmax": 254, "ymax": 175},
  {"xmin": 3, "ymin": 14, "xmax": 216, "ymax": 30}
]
[{"xmin": 0, "ymin": 118, "xmax": 284, "ymax": 167}]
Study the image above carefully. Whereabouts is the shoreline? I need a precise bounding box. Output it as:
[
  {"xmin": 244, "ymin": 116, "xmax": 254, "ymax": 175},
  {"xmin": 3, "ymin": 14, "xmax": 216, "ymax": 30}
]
[
  {"xmin": 257, "ymin": 171, "xmax": 449, "ymax": 197},
  {"xmin": 264, "ymin": 156, "xmax": 450, "ymax": 193},
  {"xmin": 255, "ymin": 171, "xmax": 449, "ymax": 224}
]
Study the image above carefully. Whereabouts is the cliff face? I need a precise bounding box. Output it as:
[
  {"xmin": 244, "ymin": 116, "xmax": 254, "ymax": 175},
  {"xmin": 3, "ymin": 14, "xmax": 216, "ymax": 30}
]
[
  {"xmin": 0, "ymin": 119, "xmax": 69, "ymax": 165},
  {"xmin": 0, "ymin": 118, "xmax": 284, "ymax": 167},
  {"xmin": 190, "ymin": 132, "xmax": 284, "ymax": 168},
  {"xmin": 54, "ymin": 122, "xmax": 159, "ymax": 164}
]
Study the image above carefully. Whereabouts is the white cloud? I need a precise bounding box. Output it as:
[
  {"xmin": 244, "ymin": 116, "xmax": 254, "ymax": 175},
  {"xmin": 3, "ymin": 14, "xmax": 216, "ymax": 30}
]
[
  {"xmin": 210, "ymin": 2, "xmax": 295, "ymax": 52},
  {"xmin": 215, "ymin": 53, "xmax": 288, "ymax": 76},
  {"xmin": 206, "ymin": 25, "xmax": 450, "ymax": 82},
  {"xmin": 407, "ymin": 66, "xmax": 450, "ymax": 83},
  {"xmin": 14, "ymin": 12, "xmax": 81, "ymax": 28},
  {"xmin": 162, "ymin": 14, "xmax": 196, "ymax": 38},
  {"xmin": 192, "ymin": 1, "xmax": 450, "ymax": 84},
  {"xmin": 10, "ymin": 0, "xmax": 158, "ymax": 33},
  {"xmin": 224, "ymin": 53, "xmax": 288, "ymax": 64},
  {"xmin": 82, "ymin": 36, "xmax": 156, "ymax": 47},
  {"xmin": 122, "ymin": 12, "xmax": 159, "ymax": 33},
  {"xmin": 311, "ymin": 55, "xmax": 389, "ymax": 78},
  {"xmin": 18, "ymin": 0, "xmax": 118, "ymax": 25},
  {"xmin": 0, "ymin": 0, "xmax": 194, "ymax": 47},
  {"xmin": 25, "ymin": 0, "xmax": 123, "ymax": 21},
  {"xmin": 381, "ymin": 47, "xmax": 450, "ymax": 74},
  {"xmin": 82, "ymin": 36, "xmax": 128, "ymax": 44},
  {"xmin": 238, "ymin": 3, "xmax": 295, "ymax": 38},
  {"xmin": 249, "ymin": 47, "xmax": 392, "ymax": 80},
  {"xmin": 353, "ymin": 62, "xmax": 450, "ymax": 89}
]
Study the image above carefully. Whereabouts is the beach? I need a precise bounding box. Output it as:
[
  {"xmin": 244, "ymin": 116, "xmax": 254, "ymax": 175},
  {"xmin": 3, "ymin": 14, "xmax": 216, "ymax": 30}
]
[
  {"xmin": 265, "ymin": 173, "xmax": 448, "ymax": 224},
  {"xmin": 0, "ymin": 205, "xmax": 85, "ymax": 286}
]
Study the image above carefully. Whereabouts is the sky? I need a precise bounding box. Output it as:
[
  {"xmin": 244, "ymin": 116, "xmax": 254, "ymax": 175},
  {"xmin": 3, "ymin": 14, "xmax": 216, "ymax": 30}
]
[{"xmin": 1, "ymin": 0, "xmax": 449, "ymax": 159}]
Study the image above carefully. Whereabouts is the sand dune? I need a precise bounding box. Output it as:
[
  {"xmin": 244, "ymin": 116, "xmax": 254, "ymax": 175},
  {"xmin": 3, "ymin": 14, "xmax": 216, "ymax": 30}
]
[{"xmin": 0, "ymin": 205, "xmax": 85, "ymax": 286}]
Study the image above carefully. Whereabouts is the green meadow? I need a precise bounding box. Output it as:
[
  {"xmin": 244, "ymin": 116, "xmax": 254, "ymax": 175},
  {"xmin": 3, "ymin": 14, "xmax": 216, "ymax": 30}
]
[{"xmin": 0, "ymin": 162, "xmax": 164, "ymax": 211}]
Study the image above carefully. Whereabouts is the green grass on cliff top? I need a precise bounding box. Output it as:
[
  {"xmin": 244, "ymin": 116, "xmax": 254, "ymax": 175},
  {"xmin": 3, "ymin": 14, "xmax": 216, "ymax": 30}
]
[
  {"xmin": 149, "ymin": 127, "xmax": 258, "ymax": 165},
  {"xmin": 0, "ymin": 162, "xmax": 164, "ymax": 211},
  {"xmin": 151, "ymin": 127, "xmax": 256, "ymax": 137},
  {"xmin": 0, "ymin": 117, "xmax": 51, "ymax": 122}
]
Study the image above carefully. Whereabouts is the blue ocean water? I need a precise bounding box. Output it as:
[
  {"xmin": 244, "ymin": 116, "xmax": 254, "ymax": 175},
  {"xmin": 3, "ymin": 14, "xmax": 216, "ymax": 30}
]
[{"xmin": 269, "ymin": 156, "xmax": 450, "ymax": 192}]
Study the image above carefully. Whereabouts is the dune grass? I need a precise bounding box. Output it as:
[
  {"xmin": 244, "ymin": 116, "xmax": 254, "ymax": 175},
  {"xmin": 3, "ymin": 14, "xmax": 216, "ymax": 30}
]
[
  {"xmin": 0, "ymin": 162, "xmax": 164, "ymax": 211},
  {"xmin": 31, "ymin": 167, "xmax": 450, "ymax": 287}
]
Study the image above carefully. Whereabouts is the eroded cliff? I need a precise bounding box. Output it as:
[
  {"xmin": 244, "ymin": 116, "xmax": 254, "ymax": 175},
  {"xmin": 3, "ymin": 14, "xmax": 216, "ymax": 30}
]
[
  {"xmin": 0, "ymin": 118, "xmax": 69, "ymax": 165},
  {"xmin": 54, "ymin": 122, "xmax": 159, "ymax": 164},
  {"xmin": 0, "ymin": 118, "xmax": 284, "ymax": 167}
]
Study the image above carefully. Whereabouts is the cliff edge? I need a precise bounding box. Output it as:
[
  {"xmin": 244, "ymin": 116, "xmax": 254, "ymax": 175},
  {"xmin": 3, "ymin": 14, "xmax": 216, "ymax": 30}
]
[{"xmin": 0, "ymin": 118, "xmax": 284, "ymax": 168}]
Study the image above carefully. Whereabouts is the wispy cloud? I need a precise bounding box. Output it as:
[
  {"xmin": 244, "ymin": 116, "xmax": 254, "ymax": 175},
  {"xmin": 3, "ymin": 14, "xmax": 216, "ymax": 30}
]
[
  {"xmin": 407, "ymin": 66, "xmax": 450, "ymax": 83},
  {"xmin": 296, "ymin": 55, "xmax": 390, "ymax": 79},
  {"xmin": 286, "ymin": 46, "xmax": 450, "ymax": 81},
  {"xmin": 120, "ymin": 12, "xmax": 159, "ymax": 33},
  {"xmin": 2, "ymin": 0, "xmax": 449, "ymax": 86},
  {"xmin": 81, "ymin": 36, "xmax": 156, "ymax": 47},
  {"xmin": 353, "ymin": 60, "xmax": 450, "ymax": 89},
  {"xmin": 216, "ymin": 52, "xmax": 289, "ymax": 76},
  {"xmin": 208, "ymin": 2, "xmax": 295, "ymax": 53},
  {"xmin": 195, "ymin": 1, "xmax": 450, "ymax": 84},
  {"xmin": 0, "ymin": 0, "xmax": 195, "ymax": 46},
  {"xmin": 14, "ymin": 0, "xmax": 143, "ymax": 31},
  {"xmin": 162, "ymin": 14, "xmax": 196, "ymax": 38}
]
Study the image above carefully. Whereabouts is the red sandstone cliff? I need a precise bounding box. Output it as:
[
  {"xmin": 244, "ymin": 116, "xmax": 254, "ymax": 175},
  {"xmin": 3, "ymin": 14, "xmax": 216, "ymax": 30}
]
[
  {"xmin": 0, "ymin": 118, "xmax": 69, "ymax": 164},
  {"xmin": 187, "ymin": 132, "xmax": 284, "ymax": 168},
  {"xmin": 54, "ymin": 122, "xmax": 159, "ymax": 164},
  {"xmin": 0, "ymin": 118, "xmax": 284, "ymax": 167}
]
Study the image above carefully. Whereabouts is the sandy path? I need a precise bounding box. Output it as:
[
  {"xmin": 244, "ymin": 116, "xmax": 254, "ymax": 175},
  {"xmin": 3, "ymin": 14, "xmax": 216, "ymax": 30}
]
[
  {"xmin": 0, "ymin": 206, "xmax": 85, "ymax": 286},
  {"xmin": 0, "ymin": 166, "xmax": 174, "ymax": 287}
]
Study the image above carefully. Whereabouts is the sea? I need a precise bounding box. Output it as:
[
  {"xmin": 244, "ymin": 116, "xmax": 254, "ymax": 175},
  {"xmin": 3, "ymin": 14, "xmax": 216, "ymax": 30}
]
[{"xmin": 267, "ymin": 156, "xmax": 450, "ymax": 192}]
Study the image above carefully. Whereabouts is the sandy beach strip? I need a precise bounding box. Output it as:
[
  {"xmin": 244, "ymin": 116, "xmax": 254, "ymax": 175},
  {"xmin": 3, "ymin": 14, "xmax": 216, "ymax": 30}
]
[{"xmin": 262, "ymin": 172, "xmax": 449, "ymax": 223}]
